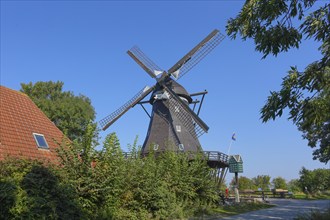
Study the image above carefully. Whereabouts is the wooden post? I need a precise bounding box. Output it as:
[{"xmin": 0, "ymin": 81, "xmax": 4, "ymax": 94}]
[{"xmin": 234, "ymin": 172, "xmax": 240, "ymax": 202}]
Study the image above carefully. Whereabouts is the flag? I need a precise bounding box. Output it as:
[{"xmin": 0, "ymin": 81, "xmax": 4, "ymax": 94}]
[{"xmin": 232, "ymin": 133, "xmax": 236, "ymax": 141}]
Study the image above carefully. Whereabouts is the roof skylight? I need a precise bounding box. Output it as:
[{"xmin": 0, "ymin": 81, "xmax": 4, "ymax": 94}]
[{"xmin": 33, "ymin": 133, "xmax": 49, "ymax": 149}]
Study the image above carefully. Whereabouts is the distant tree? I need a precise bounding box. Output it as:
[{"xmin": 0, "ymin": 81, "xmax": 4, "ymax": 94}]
[
  {"xmin": 20, "ymin": 81, "xmax": 96, "ymax": 142},
  {"xmin": 226, "ymin": 0, "xmax": 330, "ymax": 163},
  {"xmin": 272, "ymin": 177, "xmax": 287, "ymax": 190},
  {"xmin": 230, "ymin": 176, "xmax": 255, "ymax": 190},
  {"xmin": 252, "ymin": 175, "xmax": 271, "ymax": 191},
  {"xmin": 287, "ymin": 179, "xmax": 301, "ymax": 193},
  {"xmin": 298, "ymin": 167, "xmax": 330, "ymax": 193}
]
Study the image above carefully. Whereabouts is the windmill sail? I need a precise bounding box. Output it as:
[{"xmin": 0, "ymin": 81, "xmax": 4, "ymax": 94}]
[
  {"xmin": 99, "ymin": 86, "xmax": 153, "ymax": 130},
  {"xmin": 168, "ymin": 29, "xmax": 225, "ymax": 80},
  {"xmin": 165, "ymin": 86, "xmax": 209, "ymax": 139},
  {"xmin": 127, "ymin": 46, "xmax": 163, "ymax": 78}
]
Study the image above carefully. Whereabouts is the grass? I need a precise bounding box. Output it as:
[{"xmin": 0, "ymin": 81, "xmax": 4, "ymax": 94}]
[{"xmin": 293, "ymin": 191, "xmax": 330, "ymax": 200}]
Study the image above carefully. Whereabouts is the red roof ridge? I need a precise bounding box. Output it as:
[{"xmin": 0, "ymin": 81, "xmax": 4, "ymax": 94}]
[{"xmin": 0, "ymin": 85, "xmax": 29, "ymax": 97}]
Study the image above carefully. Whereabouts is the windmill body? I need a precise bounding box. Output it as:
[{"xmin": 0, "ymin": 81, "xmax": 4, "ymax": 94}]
[
  {"xmin": 99, "ymin": 29, "xmax": 225, "ymax": 155},
  {"xmin": 142, "ymin": 78, "xmax": 201, "ymax": 154}
]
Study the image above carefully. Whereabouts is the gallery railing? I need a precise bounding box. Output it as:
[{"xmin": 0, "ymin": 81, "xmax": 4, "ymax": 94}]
[{"xmin": 122, "ymin": 150, "xmax": 229, "ymax": 165}]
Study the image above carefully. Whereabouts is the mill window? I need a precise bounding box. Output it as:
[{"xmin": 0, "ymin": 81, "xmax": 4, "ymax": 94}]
[{"xmin": 153, "ymin": 144, "xmax": 159, "ymax": 151}]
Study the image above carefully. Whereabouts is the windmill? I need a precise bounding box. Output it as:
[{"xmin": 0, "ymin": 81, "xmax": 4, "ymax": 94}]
[{"xmin": 99, "ymin": 29, "xmax": 225, "ymax": 155}]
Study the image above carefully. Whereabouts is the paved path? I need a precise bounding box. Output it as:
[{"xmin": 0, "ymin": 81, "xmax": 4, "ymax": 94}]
[{"xmin": 221, "ymin": 199, "xmax": 330, "ymax": 220}]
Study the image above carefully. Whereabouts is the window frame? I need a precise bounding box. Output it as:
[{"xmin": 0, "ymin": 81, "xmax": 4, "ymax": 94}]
[{"xmin": 32, "ymin": 133, "xmax": 49, "ymax": 149}]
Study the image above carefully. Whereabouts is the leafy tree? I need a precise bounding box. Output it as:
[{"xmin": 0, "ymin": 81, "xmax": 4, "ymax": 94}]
[
  {"xmin": 287, "ymin": 179, "xmax": 301, "ymax": 193},
  {"xmin": 272, "ymin": 176, "xmax": 288, "ymax": 189},
  {"xmin": 252, "ymin": 175, "xmax": 271, "ymax": 191},
  {"xmin": 226, "ymin": 0, "xmax": 330, "ymax": 163},
  {"xmin": 230, "ymin": 176, "xmax": 255, "ymax": 190},
  {"xmin": 20, "ymin": 81, "xmax": 96, "ymax": 142},
  {"xmin": 298, "ymin": 167, "xmax": 330, "ymax": 193}
]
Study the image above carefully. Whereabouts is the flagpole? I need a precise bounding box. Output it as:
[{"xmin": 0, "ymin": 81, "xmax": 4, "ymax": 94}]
[
  {"xmin": 227, "ymin": 132, "xmax": 236, "ymax": 156},
  {"xmin": 227, "ymin": 139, "xmax": 233, "ymax": 156}
]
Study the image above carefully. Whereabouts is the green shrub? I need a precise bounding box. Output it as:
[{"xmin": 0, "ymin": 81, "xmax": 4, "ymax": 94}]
[
  {"xmin": 0, "ymin": 180, "xmax": 17, "ymax": 219},
  {"xmin": 0, "ymin": 158, "xmax": 83, "ymax": 219},
  {"xmin": 1, "ymin": 129, "xmax": 220, "ymax": 219}
]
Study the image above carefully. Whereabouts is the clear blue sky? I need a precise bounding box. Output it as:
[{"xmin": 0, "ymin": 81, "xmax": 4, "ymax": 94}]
[{"xmin": 1, "ymin": 1, "xmax": 328, "ymax": 183}]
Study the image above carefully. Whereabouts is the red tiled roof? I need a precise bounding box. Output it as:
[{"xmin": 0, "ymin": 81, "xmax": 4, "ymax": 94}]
[{"xmin": 0, "ymin": 86, "xmax": 66, "ymax": 163}]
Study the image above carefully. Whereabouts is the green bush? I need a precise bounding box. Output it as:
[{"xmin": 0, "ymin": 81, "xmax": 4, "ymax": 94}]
[
  {"xmin": 56, "ymin": 131, "xmax": 220, "ymax": 219},
  {"xmin": 1, "ymin": 127, "xmax": 220, "ymax": 219},
  {"xmin": 0, "ymin": 158, "xmax": 83, "ymax": 219},
  {"xmin": 0, "ymin": 180, "xmax": 17, "ymax": 219}
]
